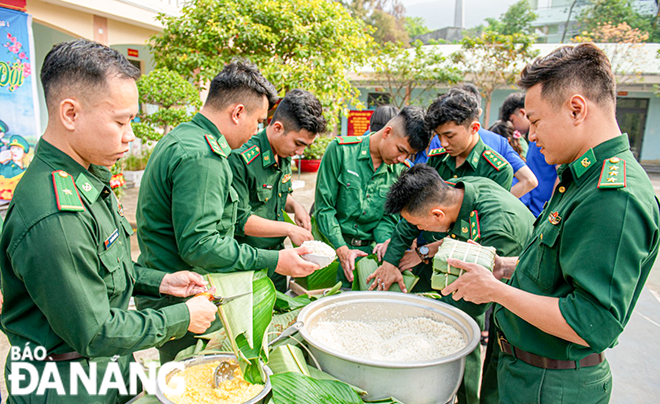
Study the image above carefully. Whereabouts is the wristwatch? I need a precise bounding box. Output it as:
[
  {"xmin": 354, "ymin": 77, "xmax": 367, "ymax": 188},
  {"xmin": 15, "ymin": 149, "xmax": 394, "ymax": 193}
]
[{"xmin": 416, "ymin": 245, "xmax": 431, "ymax": 263}]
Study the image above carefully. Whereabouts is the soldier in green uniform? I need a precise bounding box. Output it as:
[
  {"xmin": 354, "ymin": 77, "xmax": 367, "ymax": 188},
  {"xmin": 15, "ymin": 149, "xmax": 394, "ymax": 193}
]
[
  {"xmin": 136, "ymin": 62, "xmax": 319, "ymax": 362},
  {"xmin": 425, "ymin": 88, "xmax": 514, "ymax": 191},
  {"xmin": 0, "ymin": 135, "xmax": 29, "ymax": 178},
  {"xmin": 0, "ymin": 39, "xmax": 218, "ymax": 404},
  {"xmin": 314, "ymin": 106, "xmax": 430, "ymax": 287},
  {"xmin": 368, "ymin": 165, "xmax": 534, "ymax": 404},
  {"xmin": 444, "ymin": 44, "xmax": 660, "ymax": 404},
  {"xmin": 229, "ymin": 89, "xmax": 327, "ymax": 291}
]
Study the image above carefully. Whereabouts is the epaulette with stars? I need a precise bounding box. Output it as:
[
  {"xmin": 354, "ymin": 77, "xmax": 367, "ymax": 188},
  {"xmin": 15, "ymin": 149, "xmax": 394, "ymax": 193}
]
[
  {"xmin": 598, "ymin": 157, "xmax": 626, "ymax": 189},
  {"xmin": 52, "ymin": 170, "xmax": 85, "ymax": 212},
  {"xmin": 240, "ymin": 145, "xmax": 261, "ymax": 165},
  {"xmin": 205, "ymin": 134, "xmax": 227, "ymax": 158},
  {"xmin": 482, "ymin": 150, "xmax": 508, "ymax": 171},
  {"xmin": 336, "ymin": 136, "xmax": 363, "ymax": 145},
  {"xmin": 428, "ymin": 148, "xmax": 447, "ymax": 157}
]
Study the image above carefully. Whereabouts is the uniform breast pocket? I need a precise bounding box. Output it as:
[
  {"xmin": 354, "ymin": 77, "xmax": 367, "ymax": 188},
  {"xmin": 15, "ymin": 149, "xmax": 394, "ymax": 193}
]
[
  {"xmin": 218, "ymin": 188, "xmax": 239, "ymax": 233},
  {"xmin": 338, "ymin": 172, "xmax": 360, "ymax": 215},
  {"xmin": 533, "ymin": 223, "xmax": 562, "ymax": 290},
  {"xmin": 99, "ymin": 244, "xmax": 127, "ymax": 298},
  {"xmin": 257, "ymin": 188, "xmax": 273, "ymax": 204}
]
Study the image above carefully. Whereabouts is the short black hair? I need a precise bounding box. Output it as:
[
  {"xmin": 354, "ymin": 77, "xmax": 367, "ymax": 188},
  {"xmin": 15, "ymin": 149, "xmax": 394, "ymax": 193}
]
[
  {"xmin": 271, "ymin": 89, "xmax": 326, "ymax": 134},
  {"xmin": 518, "ymin": 43, "xmax": 616, "ymax": 110},
  {"xmin": 391, "ymin": 106, "xmax": 431, "ymax": 152},
  {"xmin": 385, "ymin": 164, "xmax": 457, "ymax": 216},
  {"xmin": 455, "ymin": 83, "xmax": 482, "ymax": 105},
  {"xmin": 41, "ymin": 39, "xmax": 140, "ymax": 110},
  {"xmin": 206, "ymin": 60, "xmax": 279, "ymax": 112},
  {"xmin": 499, "ymin": 93, "xmax": 525, "ymax": 121},
  {"xmin": 369, "ymin": 105, "xmax": 399, "ymax": 132},
  {"xmin": 425, "ymin": 88, "xmax": 480, "ymax": 132}
]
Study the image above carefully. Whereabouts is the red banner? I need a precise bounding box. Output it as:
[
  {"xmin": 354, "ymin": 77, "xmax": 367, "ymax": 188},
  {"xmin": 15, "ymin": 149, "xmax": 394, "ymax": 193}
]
[
  {"xmin": 0, "ymin": 1, "xmax": 26, "ymax": 12},
  {"xmin": 346, "ymin": 110, "xmax": 373, "ymax": 136}
]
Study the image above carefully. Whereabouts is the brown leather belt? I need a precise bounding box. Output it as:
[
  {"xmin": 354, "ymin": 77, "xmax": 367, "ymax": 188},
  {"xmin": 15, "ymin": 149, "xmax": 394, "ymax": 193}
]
[
  {"xmin": 343, "ymin": 235, "xmax": 372, "ymax": 247},
  {"xmin": 497, "ymin": 332, "xmax": 604, "ymax": 370},
  {"xmin": 44, "ymin": 352, "xmax": 86, "ymax": 362}
]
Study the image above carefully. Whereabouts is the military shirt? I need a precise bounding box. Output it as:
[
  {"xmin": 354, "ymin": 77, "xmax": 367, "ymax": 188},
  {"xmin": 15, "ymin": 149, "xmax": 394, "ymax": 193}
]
[
  {"xmin": 314, "ymin": 135, "xmax": 407, "ymax": 249},
  {"xmin": 229, "ymin": 128, "xmax": 293, "ymax": 249},
  {"xmin": 0, "ymin": 161, "xmax": 25, "ymax": 178},
  {"xmin": 425, "ymin": 137, "xmax": 514, "ymax": 191},
  {"xmin": 136, "ymin": 113, "xmax": 279, "ymax": 286},
  {"xmin": 0, "ymin": 139, "xmax": 190, "ymax": 403},
  {"xmin": 384, "ymin": 176, "xmax": 535, "ymax": 267},
  {"xmin": 495, "ymin": 135, "xmax": 660, "ymax": 361}
]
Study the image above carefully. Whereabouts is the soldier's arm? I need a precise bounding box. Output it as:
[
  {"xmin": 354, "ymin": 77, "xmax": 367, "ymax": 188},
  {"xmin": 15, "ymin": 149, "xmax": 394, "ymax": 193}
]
[
  {"xmin": 497, "ymin": 163, "xmax": 515, "ymax": 191},
  {"xmin": 11, "ymin": 214, "xmax": 190, "ymax": 357},
  {"xmin": 511, "ymin": 165, "xmax": 538, "ymax": 198},
  {"xmin": 171, "ymin": 155, "xmax": 278, "ymax": 272},
  {"xmin": 313, "ymin": 141, "xmax": 346, "ymax": 249},
  {"xmin": 382, "ymin": 218, "xmax": 421, "ymax": 266},
  {"xmin": 228, "ymin": 152, "xmax": 253, "ymax": 237},
  {"xmin": 373, "ymin": 213, "xmax": 399, "ymax": 244}
]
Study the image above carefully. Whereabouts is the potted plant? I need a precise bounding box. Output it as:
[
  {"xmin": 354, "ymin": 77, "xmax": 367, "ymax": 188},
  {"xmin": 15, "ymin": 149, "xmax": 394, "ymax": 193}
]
[{"xmin": 299, "ymin": 135, "xmax": 333, "ymax": 173}]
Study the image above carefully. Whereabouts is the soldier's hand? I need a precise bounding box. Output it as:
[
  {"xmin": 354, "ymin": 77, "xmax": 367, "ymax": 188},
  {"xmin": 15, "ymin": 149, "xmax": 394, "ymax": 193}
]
[
  {"xmin": 292, "ymin": 203, "xmax": 312, "ymax": 231},
  {"xmin": 275, "ymin": 247, "xmax": 320, "ymax": 277},
  {"xmin": 441, "ymin": 258, "xmax": 499, "ymax": 304},
  {"xmin": 287, "ymin": 224, "xmax": 314, "ymax": 246},
  {"xmin": 336, "ymin": 246, "xmax": 368, "ymax": 282},
  {"xmin": 366, "ymin": 261, "xmax": 407, "ymax": 292},
  {"xmin": 373, "ymin": 239, "xmax": 390, "ymax": 261},
  {"xmin": 399, "ymin": 249, "xmax": 422, "ymax": 271},
  {"xmin": 185, "ymin": 295, "xmax": 217, "ymax": 334},
  {"xmin": 160, "ymin": 271, "xmax": 209, "ymax": 297}
]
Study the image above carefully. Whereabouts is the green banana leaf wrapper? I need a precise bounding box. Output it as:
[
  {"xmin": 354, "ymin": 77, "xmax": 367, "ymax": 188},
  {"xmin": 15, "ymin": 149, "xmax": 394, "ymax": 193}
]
[
  {"xmin": 431, "ymin": 238, "xmax": 496, "ymax": 290},
  {"xmin": 352, "ymin": 255, "xmax": 418, "ymax": 293}
]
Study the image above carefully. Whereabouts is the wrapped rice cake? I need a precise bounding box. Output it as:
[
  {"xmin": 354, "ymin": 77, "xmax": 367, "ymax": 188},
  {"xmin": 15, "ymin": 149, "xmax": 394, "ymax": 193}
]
[{"xmin": 431, "ymin": 238, "xmax": 496, "ymax": 290}]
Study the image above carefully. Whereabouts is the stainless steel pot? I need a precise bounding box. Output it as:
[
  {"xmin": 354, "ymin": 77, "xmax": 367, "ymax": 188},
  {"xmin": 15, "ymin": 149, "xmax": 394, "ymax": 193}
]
[
  {"xmin": 155, "ymin": 354, "xmax": 272, "ymax": 404},
  {"xmin": 297, "ymin": 291, "xmax": 480, "ymax": 404}
]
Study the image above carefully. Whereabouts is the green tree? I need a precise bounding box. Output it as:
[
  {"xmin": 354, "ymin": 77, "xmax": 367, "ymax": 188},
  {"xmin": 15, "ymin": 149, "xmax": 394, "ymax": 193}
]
[
  {"xmin": 132, "ymin": 68, "xmax": 202, "ymax": 142},
  {"xmin": 451, "ymin": 32, "xmax": 539, "ymax": 126},
  {"xmin": 405, "ymin": 16, "xmax": 431, "ymax": 38},
  {"xmin": 577, "ymin": 0, "xmax": 658, "ymax": 41},
  {"xmin": 340, "ymin": 0, "xmax": 409, "ymax": 45},
  {"xmin": 151, "ymin": 0, "xmax": 375, "ymax": 128},
  {"xmin": 372, "ymin": 40, "xmax": 462, "ymax": 108},
  {"xmin": 485, "ymin": 0, "xmax": 538, "ymax": 36}
]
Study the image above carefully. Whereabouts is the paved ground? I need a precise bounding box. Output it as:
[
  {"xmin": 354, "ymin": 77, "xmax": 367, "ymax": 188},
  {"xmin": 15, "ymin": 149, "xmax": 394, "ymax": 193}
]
[{"xmin": 0, "ymin": 171, "xmax": 658, "ymax": 403}]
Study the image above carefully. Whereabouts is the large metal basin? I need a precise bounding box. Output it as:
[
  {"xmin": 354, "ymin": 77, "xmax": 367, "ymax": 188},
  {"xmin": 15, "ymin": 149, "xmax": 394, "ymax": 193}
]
[
  {"xmin": 155, "ymin": 354, "xmax": 272, "ymax": 404},
  {"xmin": 298, "ymin": 291, "xmax": 480, "ymax": 404}
]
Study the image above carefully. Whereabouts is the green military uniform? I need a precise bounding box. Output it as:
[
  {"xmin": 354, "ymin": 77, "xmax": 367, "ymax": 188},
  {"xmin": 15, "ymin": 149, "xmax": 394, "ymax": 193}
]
[
  {"xmin": 314, "ymin": 135, "xmax": 408, "ymax": 287},
  {"xmin": 425, "ymin": 137, "xmax": 514, "ymax": 191},
  {"xmin": 0, "ymin": 139, "xmax": 190, "ymax": 404},
  {"xmin": 136, "ymin": 113, "xmax": 279, "ymax": 361},
  {"xmin": 0, "ymin": 136, "xmax": 30, "ymax": 178},
  {"xmin": 383, "ymin": 176, "xmax": 535, "ymax": 404},
  {"xmin": 494, "ymin": 135, "xmax": 660, "ymax": 403},
  {"xmin": 229, "ymin": 128, "xmax": 294, "ymax": 292}
]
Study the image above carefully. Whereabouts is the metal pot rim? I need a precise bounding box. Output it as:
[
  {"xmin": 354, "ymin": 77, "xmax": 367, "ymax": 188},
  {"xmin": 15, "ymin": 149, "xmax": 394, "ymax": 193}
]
[{"xmin": 298, "ymin": 291, "xmax": 480, "ymax": 368}]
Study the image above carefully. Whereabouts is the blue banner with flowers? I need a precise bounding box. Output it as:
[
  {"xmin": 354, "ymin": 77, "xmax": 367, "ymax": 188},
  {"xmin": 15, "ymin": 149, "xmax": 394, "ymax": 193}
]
[{"xmin": 0, "ymin": 7, "xmax": 38, "ymax": 200}]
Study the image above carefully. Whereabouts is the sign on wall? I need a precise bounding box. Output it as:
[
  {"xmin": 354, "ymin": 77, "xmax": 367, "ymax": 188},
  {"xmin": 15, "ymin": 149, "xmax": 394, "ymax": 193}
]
[
  {"xmin": 346, "ymin": 110, "xmax": 374, "ymax": 137},
  {"xmin": 0, "ymin": 7, "xmax": 38, "ymax": 201}
]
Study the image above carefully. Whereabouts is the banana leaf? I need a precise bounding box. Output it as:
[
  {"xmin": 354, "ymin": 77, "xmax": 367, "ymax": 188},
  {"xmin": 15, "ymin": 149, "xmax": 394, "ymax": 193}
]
[
  {"xmin": 270, "ymin": 372, "xmax": 363, "ymax": 404},
  {"xmin": 275, "ymin": 291, "xmax": 312, "ymax": 312},
  {"xmin": 352, "ymin": 255, "xmax": 418, "ymax": 293},
  {"xmin": 431, "ymin": 238, "xmax": 496, "ymax": 290},
  {"xmin": 293, "ymin": 215, "xmax": 341, "ymax": 290},
  {"xmin": 207, "ymin": 270, "xmax": 276, "ymax": 384},
  {"xmin": 268, "ymin": 344, "xmax": 310, "ymax": 376}
]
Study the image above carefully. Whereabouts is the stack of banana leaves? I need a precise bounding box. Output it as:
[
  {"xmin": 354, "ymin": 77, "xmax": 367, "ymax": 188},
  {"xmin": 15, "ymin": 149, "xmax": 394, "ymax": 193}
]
[
  {"xmin": 431, "ymin": 238, "xmax": 496, "ymax": 290},
  {"xmin": 170, "ymin": 270, "xmax": 405, "ymax": 403}
]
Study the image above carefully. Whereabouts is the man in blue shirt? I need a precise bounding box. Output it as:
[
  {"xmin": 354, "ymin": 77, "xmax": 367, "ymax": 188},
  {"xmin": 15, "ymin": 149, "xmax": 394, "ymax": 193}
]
[{"xmin": 500, "ymin": 93, "xmax": 558, "ymax": 216}]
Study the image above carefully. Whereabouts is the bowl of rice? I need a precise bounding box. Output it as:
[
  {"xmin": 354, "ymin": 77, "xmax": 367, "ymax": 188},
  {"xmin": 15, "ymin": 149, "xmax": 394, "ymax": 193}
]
[
  {"xmin": 155, "ymin": 354, "xmax": 271, "ymax": 404},
  {"xmin": 298, "ymin": 292, "xmax": 480, "ymax": 404},
  {"xmin": 300, "ymin": 240, "xmax": 336, "ymax": 269}
]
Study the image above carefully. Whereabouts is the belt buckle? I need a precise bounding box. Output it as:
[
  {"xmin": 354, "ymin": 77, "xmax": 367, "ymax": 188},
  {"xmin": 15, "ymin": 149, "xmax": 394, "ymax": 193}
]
[
  {"xmin": 350, "ymin": 238, "xmax": 362, "ymax": 247},
  {"xmin": 497, "ymin": 332, "xmax": 507, "ymax": 352}
]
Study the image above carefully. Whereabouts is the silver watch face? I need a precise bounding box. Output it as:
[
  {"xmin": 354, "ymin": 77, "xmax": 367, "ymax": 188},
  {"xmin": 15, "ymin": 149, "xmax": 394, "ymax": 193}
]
[{"xmin": 419, "ymin": 246, "xmax": 430, "ymax": 255}]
